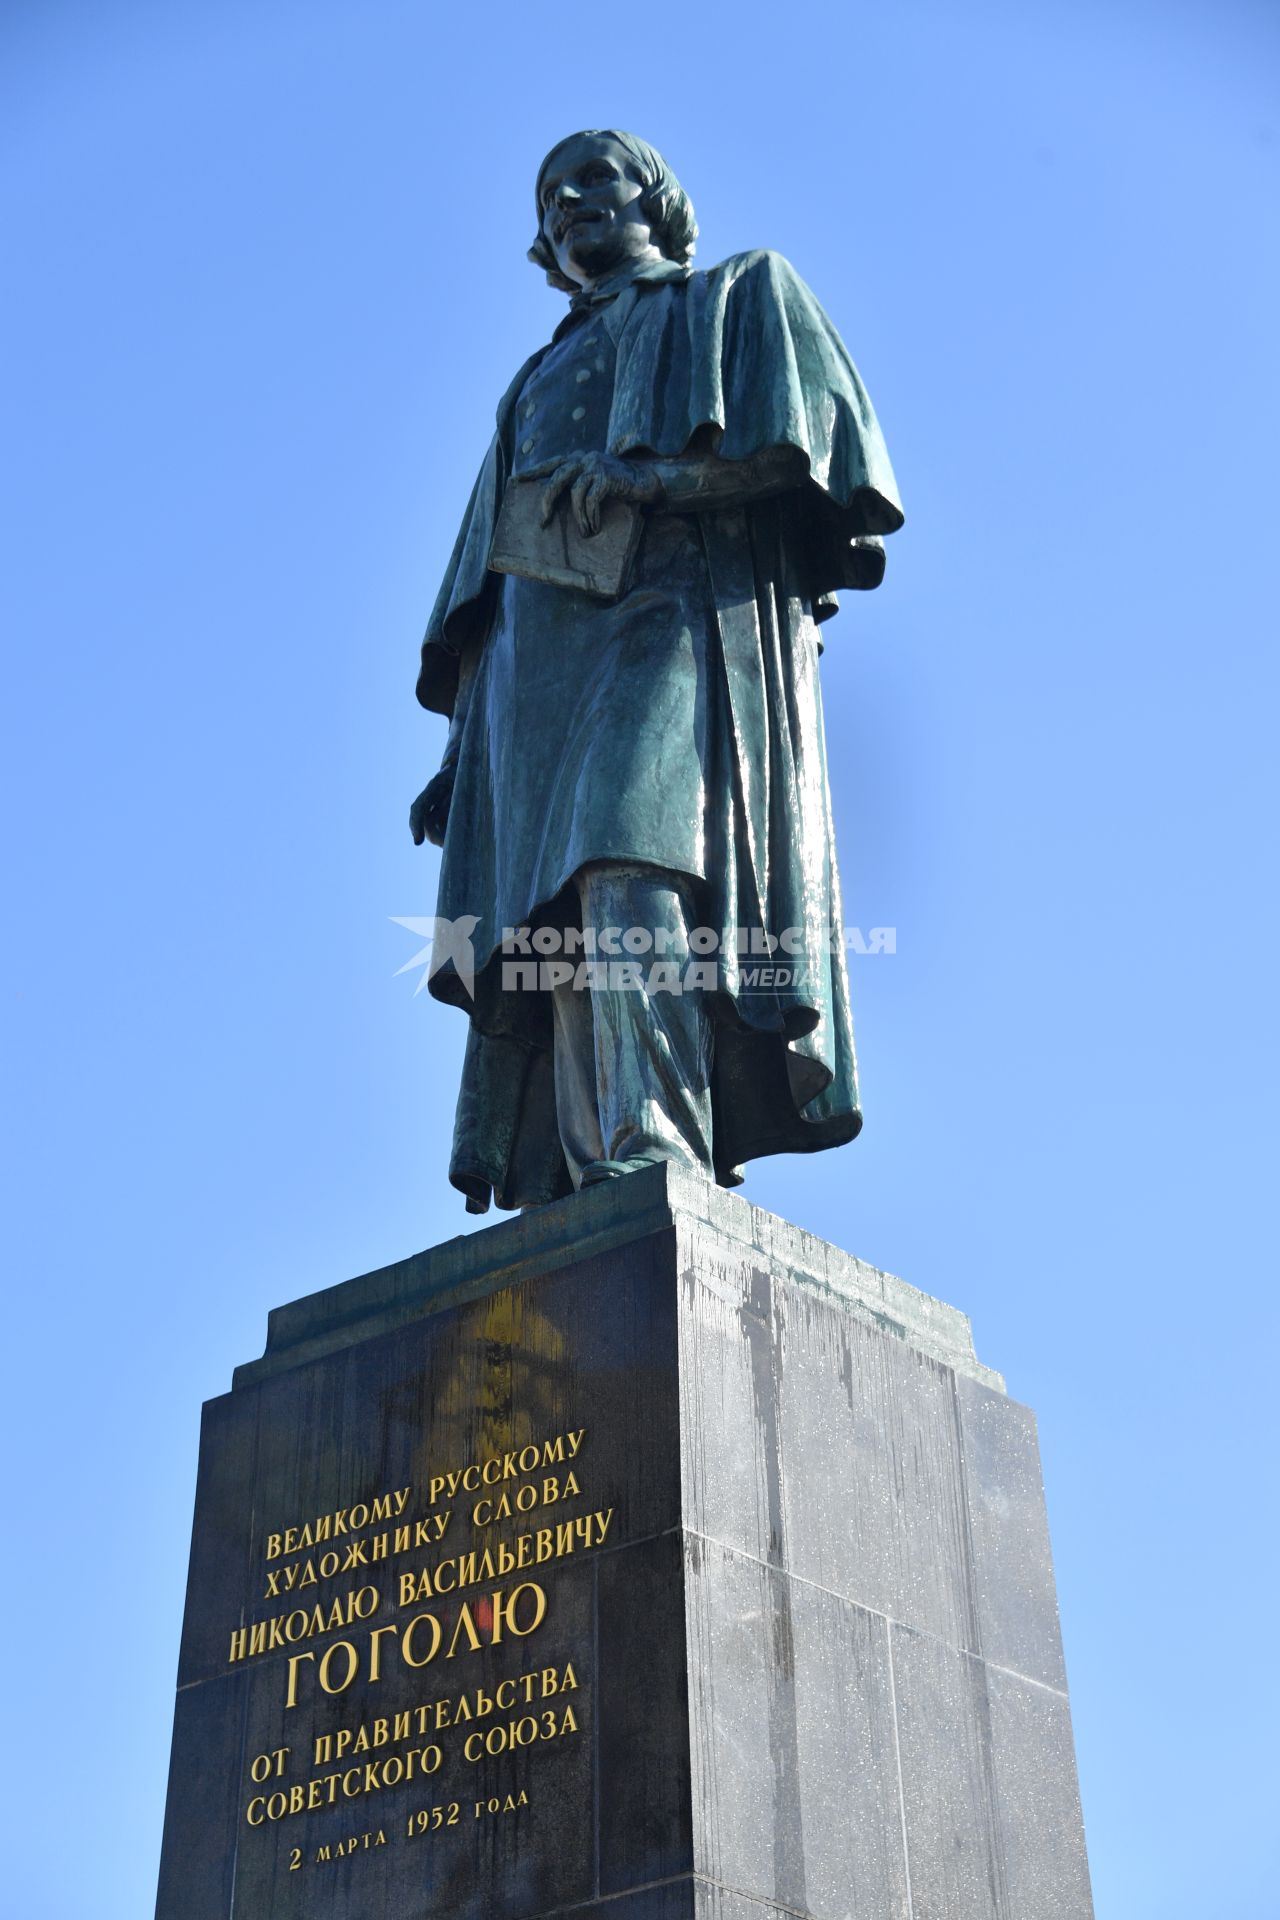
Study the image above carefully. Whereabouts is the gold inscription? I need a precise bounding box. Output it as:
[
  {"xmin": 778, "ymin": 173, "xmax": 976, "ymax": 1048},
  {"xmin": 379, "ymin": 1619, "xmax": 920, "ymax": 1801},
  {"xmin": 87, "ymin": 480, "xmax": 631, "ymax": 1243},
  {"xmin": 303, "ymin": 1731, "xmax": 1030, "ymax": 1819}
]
[
  {"xmin": 232, "ymin": 1421, "xmax": 602, "ymax": 1843},
  {"xmin": 283, "ymin": 1580, "xmax": 548, "ymax": 1712}
]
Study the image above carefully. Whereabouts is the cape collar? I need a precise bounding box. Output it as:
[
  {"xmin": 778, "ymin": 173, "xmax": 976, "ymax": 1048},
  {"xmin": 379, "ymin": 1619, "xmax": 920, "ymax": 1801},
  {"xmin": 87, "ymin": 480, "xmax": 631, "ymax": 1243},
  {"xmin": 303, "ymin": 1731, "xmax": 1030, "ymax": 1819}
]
[{"xmin": 552, "ymin": 256, "xmax": 691, "ymax": 343}]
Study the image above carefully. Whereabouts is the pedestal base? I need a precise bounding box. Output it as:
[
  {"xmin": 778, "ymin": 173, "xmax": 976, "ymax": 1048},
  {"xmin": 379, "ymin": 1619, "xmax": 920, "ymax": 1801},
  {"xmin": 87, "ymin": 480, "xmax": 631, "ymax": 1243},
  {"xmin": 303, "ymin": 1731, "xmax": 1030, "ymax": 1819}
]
[{"xmin": 156, "ymin": 1166, "xmax": 1093, "ymax": 1919}]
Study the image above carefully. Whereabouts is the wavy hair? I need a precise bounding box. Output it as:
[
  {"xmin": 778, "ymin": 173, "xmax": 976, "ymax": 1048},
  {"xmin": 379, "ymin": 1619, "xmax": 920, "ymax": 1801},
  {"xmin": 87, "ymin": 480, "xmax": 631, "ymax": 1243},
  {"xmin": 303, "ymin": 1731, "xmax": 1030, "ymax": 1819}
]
[{"xmin": 528, "ymin": 130, "xmax": 697, "ymax": 294}]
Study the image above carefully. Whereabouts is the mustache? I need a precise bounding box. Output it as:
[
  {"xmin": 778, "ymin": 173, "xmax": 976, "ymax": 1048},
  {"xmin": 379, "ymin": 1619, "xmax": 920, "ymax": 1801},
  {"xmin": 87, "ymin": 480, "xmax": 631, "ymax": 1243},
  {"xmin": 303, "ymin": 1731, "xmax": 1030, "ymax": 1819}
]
[{"xmin": 553, "ymin": 207, "xmax": 605, "ymax": 245}]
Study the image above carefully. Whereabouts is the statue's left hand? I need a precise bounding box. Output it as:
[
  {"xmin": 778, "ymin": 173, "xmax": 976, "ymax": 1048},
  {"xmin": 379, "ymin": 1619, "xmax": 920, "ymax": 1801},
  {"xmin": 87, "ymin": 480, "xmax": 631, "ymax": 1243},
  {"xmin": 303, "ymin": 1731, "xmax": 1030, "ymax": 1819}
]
[{"xmin": 533, "ymin": 452, "xmax": 663, "ymax": 537}]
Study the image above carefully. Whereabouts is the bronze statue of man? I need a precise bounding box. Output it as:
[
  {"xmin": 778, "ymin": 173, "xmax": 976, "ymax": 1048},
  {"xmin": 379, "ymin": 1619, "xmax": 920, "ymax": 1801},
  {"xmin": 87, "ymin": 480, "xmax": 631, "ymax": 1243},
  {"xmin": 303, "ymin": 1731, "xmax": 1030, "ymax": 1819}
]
[{"xmin": 411, "ymin": 130, "xmax": 902, "ymax": 1214}]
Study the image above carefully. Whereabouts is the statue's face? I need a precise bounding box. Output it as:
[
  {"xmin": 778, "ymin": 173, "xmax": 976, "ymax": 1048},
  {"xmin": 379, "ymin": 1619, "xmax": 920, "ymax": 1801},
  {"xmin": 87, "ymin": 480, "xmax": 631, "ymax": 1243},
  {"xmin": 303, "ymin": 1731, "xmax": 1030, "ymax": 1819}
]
[{"xmin": 538, "ymin": 134, "xmax": 656, "ymax": 288}]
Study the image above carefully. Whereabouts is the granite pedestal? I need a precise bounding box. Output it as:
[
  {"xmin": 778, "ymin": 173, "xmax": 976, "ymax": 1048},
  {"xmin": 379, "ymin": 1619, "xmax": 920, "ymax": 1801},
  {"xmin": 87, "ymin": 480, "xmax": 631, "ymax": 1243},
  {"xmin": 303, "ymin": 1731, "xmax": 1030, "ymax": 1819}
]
[{"xmin": 155, "ymin": 1165, "xmax": 1093, "ymax": 1919}]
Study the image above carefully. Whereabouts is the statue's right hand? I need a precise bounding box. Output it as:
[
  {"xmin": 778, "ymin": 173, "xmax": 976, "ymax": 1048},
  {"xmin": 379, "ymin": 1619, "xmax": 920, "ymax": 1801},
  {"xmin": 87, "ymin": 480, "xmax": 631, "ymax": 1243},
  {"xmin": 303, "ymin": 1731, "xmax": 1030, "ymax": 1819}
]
[{"xmin": 410, "ymin": 768, "xmax": 455, "ymax": 848}]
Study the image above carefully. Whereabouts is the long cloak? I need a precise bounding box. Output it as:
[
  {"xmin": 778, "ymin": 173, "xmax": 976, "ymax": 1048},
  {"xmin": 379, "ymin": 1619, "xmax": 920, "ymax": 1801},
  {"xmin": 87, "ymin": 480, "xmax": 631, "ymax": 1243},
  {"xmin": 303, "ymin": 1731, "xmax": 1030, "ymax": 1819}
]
[{"xmin": 417, "ymin": 250, "xmax": 903, "ymax": 1213}]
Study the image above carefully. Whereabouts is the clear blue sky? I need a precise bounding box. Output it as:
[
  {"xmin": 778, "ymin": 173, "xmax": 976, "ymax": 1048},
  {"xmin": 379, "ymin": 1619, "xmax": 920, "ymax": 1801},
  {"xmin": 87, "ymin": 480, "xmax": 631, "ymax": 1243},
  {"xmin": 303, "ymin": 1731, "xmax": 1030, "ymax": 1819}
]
[{"xmin": 2, "ymin": 1, "xmax": 1277, "ymax": 1914}]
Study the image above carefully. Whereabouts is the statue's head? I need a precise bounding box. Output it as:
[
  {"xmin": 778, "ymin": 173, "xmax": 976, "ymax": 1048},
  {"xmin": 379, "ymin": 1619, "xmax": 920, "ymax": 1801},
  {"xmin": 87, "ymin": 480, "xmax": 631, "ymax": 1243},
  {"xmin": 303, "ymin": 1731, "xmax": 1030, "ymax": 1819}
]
[{"xmin": 529, "ymin": 130, "xmax": 697, "ymax": 294}]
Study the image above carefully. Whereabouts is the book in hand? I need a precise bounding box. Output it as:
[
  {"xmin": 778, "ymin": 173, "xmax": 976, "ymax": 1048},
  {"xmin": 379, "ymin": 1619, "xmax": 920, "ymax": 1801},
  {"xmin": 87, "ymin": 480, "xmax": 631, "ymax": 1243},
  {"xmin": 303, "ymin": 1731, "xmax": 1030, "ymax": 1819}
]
[{"xmin": 488, "ymin": 476, "xmax": 643, "ymax": 602}]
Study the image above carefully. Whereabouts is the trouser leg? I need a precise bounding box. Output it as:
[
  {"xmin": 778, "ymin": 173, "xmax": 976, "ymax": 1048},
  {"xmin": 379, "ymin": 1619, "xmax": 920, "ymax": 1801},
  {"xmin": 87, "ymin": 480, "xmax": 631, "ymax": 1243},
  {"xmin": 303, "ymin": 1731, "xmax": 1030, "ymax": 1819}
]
[
  {"xmin": 551, "ymin": 862, "xmax": 715, "ymax": 1184},
  {"xmin": 551, "ymin": 956, "xmax": 605, "ymax": 1185}
]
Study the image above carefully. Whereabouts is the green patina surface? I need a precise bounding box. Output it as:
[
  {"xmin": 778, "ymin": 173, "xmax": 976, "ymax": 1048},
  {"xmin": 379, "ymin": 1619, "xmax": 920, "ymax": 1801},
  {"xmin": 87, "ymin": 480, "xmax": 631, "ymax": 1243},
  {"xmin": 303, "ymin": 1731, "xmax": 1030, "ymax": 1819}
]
[{"xmin": 412, "ymin": 134, "xmax": 902, "ymax": 1215}]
